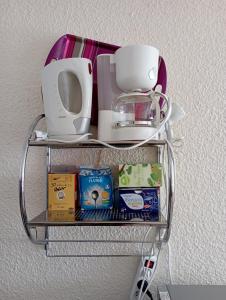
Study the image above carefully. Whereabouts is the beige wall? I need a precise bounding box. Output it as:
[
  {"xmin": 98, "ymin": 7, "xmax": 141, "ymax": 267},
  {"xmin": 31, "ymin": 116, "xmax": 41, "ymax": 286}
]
[{"xmin": 0, "ymin": 0, "xmax": 225, "ymax": 299}]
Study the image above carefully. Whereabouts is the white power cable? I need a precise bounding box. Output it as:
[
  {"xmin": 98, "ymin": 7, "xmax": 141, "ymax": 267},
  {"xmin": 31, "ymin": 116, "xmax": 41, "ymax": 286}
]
[
  {"xmin": 137, "ymin": 239, "xmax": 160, "ymax": 300},
  {"xmin": 40, "ymin": 133, "xmax": 92, "ymax": 143},
  {"xmin": 137, "ymin": 227, "xmax": 155, "ymax": 300},
  {"xmin": 36, "ymin": 91, "xmax": 172, "ymax": 150},
  {"xmin": 37, "ymin": 103, "xmax": 172, "ymax": 151}
]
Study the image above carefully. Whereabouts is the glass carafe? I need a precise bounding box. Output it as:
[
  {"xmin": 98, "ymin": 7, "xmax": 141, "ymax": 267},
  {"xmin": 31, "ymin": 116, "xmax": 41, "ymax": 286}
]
[{"xmin": 112, "ymin": 91, "xmax": 161, "ymax": 128}]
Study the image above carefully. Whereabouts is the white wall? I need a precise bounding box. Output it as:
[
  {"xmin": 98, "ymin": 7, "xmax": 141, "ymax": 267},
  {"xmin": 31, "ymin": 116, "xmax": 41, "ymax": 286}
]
[{"xmin": 0, "ymin": 0, "xmax": 225, "ymax": 299}]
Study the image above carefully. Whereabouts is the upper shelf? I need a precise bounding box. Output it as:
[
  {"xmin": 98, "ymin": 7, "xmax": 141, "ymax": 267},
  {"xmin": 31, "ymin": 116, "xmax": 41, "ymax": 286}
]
[
  {"xmin": 28, "ymin": 138, "xmax": 167, "ymax": 148},
  {"xmin": 27, "ymin": 209, "xmax": 167, "ymax": 227}
]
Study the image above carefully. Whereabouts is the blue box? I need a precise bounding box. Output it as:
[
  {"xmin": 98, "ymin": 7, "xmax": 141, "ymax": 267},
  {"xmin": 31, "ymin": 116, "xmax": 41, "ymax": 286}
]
[
  {"xmin": 119, "ymin": 188, "xmax": 160, "ymax": 214},
  {"xmin": 79, "ymin": 167, "xmax": 113, "ymax": 210}
]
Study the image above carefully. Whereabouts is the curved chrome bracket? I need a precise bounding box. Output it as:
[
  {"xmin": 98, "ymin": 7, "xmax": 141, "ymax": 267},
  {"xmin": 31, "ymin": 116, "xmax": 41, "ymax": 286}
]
[
  {"xmin": 159, "ymin": 128, "xmax": 175, "ymax": 243},
  {"xmin": 163, "ymin": 140, "xmax": 175, "ymax": 242},
  {"xmin": 19, "ymin": 114, "xmax": 46, "ymax": 245}
]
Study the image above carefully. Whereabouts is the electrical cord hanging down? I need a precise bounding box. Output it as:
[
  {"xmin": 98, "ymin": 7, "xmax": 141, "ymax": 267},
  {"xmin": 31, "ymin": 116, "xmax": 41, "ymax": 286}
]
[
  {"xmin": 140, "ymin": 245, "xmax": 161, "ymax": 300},
  {"xmin": 137, "ymin": 240, "xmax": 161, "ymax": 300},
  {"xmin": 135, "ymin": 131, "xmax": 175, "ymax": 300},
  {"xmin": 132, "ymin": 225, "xmax": 161, "ymax": 300},
  {"xmin": 129, "ymin": 225, "xmax": 154, "ymax": 300},
  {"xmin": 136, "ymin": 227, "xmax": 155, "ymax": 300}
]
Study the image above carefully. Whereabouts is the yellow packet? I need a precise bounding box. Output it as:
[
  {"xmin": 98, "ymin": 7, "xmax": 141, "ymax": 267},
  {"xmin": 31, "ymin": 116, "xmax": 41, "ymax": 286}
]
[{"xmin": 48, "ymin": 173, "xmax": 77, "ymax": 211}]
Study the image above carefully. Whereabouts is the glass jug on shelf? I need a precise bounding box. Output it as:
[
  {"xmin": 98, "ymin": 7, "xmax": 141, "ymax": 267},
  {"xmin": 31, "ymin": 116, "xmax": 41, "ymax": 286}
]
[{"xmin": 112, "ymin": 91, "xmax": 162, "ymax": 129}]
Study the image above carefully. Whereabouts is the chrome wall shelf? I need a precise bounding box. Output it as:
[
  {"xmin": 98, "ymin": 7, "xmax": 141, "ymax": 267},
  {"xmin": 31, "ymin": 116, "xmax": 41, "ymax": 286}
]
[
  {"xmin": 29, "ymin": 139, "xmax": 166, "ymax": 148},
  {"xmin": 28, "ymin": 209, "xmax": 167, "ymax": 227},
  {"xmin": 19, "ymin": 114, "xmax": 175, "ymax": 257}
]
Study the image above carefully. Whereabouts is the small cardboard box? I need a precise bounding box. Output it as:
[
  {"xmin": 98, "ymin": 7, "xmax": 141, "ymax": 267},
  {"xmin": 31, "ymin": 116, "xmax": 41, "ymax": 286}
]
[
  {"xmin": 119, "ymin": 163, "xmax": 162, "ymax": 188},
  {"xmin": 79, "ymin": 167, "xmax": 113, "ymax": 210},
  {"xmin": 48, "ymin": 173, "xmax": 77, "ymax": 211},
  {"xmin": 119, "ymin": 188, "xmax": 160, "ymax": 214}
]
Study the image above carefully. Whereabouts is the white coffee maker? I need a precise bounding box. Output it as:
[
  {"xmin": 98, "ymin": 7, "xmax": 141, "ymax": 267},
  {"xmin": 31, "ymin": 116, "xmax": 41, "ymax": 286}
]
[{"xmin": 97, "ymin": 45, "xmax": 171, "ymax": 141}]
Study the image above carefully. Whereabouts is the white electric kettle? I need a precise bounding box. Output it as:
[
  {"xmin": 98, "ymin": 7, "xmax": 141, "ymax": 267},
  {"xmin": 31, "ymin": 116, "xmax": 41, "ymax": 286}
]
[{"xmin": 42, "ymin": 58, "xmax": 93, "ymax": 138}]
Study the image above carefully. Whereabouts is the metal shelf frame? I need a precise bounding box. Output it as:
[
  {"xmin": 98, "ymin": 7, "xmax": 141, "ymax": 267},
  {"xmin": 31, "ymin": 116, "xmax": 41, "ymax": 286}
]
[
  {"xmin": 28, "ymin": 209, "xmax": 167, "ymax": 227},
  {"xmin": 19, "ymin": 114, "xmax": 175, "ymax": 256}
]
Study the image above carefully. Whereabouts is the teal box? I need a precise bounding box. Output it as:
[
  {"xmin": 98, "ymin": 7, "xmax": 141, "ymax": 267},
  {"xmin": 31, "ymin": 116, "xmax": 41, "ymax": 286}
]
[{"xmin": 79, "ymin": 167, "xmax": 113, "ymax": 210}]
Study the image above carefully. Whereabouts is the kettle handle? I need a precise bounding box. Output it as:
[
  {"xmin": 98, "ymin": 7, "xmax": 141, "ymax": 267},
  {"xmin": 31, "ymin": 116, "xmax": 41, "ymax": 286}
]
[
  {"xmin": 59, "ymin": 59, "xmax": 93, "ymax": 119},
  {"xmin": 75, "ymin": 59, "xmax": 92, "ymax": 119}
]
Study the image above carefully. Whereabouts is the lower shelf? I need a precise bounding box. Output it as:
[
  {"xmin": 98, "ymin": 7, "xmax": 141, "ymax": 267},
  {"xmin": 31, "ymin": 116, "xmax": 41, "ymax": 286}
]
[{"xmin": 27, "ymin": 209, "xmax": 167, "ymax": 227}]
